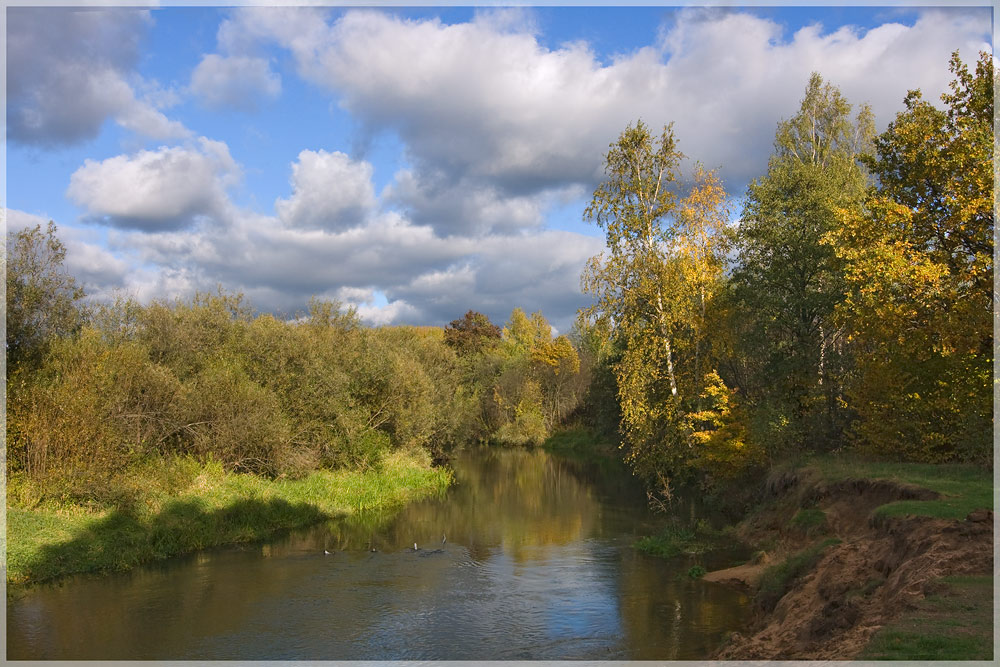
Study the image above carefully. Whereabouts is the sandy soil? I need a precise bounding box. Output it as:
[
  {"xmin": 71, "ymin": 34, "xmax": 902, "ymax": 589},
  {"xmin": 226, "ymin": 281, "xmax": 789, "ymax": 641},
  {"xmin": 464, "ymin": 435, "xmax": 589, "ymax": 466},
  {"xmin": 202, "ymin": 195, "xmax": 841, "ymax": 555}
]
[{"xmin": 708, "ymin": 476, "xmax": 994, "ymax": 660}]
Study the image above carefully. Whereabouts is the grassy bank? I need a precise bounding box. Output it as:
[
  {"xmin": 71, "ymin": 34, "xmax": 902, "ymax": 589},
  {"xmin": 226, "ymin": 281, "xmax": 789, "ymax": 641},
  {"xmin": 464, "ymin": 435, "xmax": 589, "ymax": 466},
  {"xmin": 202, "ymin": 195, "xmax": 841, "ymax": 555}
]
[
  {"xmin": 6, "ymin": 448, "xmax": 452, "ymax": 586},
  {"xmin": 859, "ymin": 574, "xmax": 993, "ymax": 660},
  {"xmin": 805, "ymin": 456, "xmax": 992, "ymax": 519}
]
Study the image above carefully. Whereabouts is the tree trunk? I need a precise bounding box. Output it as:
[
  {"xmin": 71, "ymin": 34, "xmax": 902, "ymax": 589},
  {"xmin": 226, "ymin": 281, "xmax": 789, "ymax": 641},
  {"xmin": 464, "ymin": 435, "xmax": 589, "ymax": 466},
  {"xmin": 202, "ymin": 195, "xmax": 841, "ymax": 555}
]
[{"xmin": 656, "ymin": 292, "xmax": 679, "ymax": 398}]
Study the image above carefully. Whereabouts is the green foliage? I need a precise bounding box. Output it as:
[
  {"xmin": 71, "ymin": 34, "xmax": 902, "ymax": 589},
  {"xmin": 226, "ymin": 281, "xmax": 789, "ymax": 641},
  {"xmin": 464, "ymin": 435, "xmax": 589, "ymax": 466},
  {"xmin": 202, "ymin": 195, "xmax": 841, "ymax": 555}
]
[
  {"xmin": 177, "ymin": 357, "xmax": 291, "ymax": 476},
  {"xmin": 6, "ymin": 223, "xmax": 586, "ymax": 516},
  {"xmin": 828, "ymin": 51, "xmax": 993, "ymax": 463},
  {"xmin": 7, "ymin": 285, "xmax": 477, "ymax": 499},
  {"xmin": 755, "ymin": 538, "xmax": 841, "ymax": 612},
  {"xmin": 687, "ymin": 565, "xmax": 707, "ymax": 579},
  {"xmin": 5, "ymin": 221, "xmax": 86, "ymax": 372},
  {"xmin": 727, "ymin": 73, "xmax": 874, "ymax": 453},
  {"xmin": 635, "ymin": 522, "xmax": 723, "ymax": 559},
  {"xmin": 7, "ymin": 329, "xmax": 184, "ymax": 497},
  {"xmin": 541, "ymin": 426, "xmax": 615, "ymax": 457},
  {"xmin": 859, "ymin": 575, "xmax": 993, "ymax": 660},
  {"xmin": 571, "ymin": 315, "xmax": 622, "ymax": 437}
]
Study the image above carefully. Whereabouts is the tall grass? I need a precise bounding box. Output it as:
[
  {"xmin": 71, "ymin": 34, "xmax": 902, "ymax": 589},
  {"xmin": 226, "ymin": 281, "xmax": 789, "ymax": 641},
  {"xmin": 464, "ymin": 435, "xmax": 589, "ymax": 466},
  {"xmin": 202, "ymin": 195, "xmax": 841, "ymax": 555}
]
[{"xmin": 7, "ymin": 448, "xmax": 452, "ymax": 585}]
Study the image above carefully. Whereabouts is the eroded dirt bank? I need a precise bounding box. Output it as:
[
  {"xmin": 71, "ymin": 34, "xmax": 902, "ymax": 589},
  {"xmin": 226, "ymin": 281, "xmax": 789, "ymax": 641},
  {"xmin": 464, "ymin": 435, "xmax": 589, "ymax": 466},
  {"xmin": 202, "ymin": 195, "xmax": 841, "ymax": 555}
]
[{"xmin": 708, "ymin": 473, "xmax": 994, "ymax": 660}]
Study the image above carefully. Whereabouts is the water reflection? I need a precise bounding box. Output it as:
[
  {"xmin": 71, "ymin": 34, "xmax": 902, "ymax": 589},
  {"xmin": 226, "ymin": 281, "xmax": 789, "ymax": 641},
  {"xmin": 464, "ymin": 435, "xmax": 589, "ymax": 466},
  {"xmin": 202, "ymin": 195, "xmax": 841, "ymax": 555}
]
[{"xmin": 7, "ymin": 447, "xmax": 749, "ymax": 660}]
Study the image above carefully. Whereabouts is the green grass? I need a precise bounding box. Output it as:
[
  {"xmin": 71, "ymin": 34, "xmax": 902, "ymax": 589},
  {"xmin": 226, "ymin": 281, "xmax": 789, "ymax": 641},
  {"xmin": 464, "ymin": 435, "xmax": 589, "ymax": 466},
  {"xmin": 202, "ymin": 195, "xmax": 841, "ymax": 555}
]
[
  {"xmin": 788, "ymin": 508, "xmax": 827, "ymax": 535},
  {"xmin": 859, "ymin": 574, "xmax": 993, "ymax": 660},
  {"xmin": 806, "ymin": 456, "xmax": 992, "ymax": 519},
  {"xmin": 635, "ymin": 521, "xmax": 725, "ymax": 559},
  {"xmin": 7, "ymin": 449, "xmax": 452, "ymax": 586},
  {"xmin": 755, "ymin": 538, "xmax": 841, "ymax": 611}
]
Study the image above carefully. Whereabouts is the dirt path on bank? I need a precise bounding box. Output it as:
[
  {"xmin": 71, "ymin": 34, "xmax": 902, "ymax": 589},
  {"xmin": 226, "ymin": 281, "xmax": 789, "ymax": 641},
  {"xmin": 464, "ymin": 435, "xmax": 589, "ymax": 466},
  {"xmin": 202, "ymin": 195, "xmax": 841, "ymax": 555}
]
[{"xmin": 708, "ymin": 476, "xmax": 994, "ymax": 660}]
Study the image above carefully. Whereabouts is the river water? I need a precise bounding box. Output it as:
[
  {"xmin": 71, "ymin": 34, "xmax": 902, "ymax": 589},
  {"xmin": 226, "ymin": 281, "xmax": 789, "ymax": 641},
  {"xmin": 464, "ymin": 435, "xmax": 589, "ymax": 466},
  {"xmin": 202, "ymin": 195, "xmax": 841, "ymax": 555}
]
[{"xmin": 7, "ymin": 446, "xmax": 750, "ymax": 660}]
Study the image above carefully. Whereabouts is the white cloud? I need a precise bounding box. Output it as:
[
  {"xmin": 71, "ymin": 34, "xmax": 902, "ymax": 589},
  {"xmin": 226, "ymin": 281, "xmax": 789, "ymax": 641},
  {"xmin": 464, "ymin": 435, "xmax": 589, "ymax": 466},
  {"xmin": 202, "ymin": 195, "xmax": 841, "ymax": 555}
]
[
  {"xmin": 221, "ymin": 6, "xmax": 991, "ymax": 207},
  {"xmin": 99, "ymin": 200, "xmax": 600, "ymax": 331},
  {"xmin": 7, "ymin": 8, "xmax": 190, "ymax": 145},
  {"xmin": 385, "ymin": 169, "xmax": 559, "ymax": 236},
  {"xmin": 32, "ymin": 7, "xmax": 991, "ymax": 332},
  {"xmin": 275, "ymin": 150, "xmax": 376, "ymax": 230},
  {"xmin": 190, "ymin": 54, "xmax": 282, "ymax": 111},
  {"xmin": 67, "ymin": 138, "xmax": 240, "ymax": 231},
  {"xmin": 356, "ymin": 299, "xmax": 422, "ymax": 327}
]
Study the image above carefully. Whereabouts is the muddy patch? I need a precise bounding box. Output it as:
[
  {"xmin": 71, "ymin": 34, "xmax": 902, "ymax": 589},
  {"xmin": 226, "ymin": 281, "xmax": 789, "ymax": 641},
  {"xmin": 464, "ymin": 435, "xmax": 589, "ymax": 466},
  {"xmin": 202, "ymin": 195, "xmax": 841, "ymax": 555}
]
[{"xmin": 712, "ymin": 477, "xmax": 992, "ymax": 660}]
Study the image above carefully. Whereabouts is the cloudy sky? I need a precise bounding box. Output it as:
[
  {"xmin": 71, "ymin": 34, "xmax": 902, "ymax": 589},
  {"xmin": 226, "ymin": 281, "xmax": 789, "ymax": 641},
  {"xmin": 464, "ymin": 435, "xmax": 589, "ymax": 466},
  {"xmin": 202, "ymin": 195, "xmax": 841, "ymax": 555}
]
[{"xmin": 6, "ymin": 4, "xmax": 993, "ymax": 332}]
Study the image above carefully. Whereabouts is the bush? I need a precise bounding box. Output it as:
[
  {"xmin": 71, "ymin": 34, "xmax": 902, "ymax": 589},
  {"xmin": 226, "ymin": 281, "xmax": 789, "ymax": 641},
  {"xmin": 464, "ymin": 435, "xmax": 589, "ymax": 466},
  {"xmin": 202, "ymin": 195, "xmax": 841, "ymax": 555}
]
[
  {"xmin": 177, "ymin": 357, "xmax": 291, "ymax": 476},
  {"xmin": 9, "ymin": 329, "xmax": 183, "ymax": 502},
  {"xmin": 755, "ymin": 538, "xmax": 841, "ymax": 611}
]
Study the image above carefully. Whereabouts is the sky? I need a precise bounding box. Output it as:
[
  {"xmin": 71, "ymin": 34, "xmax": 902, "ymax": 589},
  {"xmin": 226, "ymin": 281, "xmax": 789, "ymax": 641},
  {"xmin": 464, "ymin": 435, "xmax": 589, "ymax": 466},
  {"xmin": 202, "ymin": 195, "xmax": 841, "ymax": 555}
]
[{"xmin": 5, "ymin": 3, "xmax": 994, "ymax": 333}]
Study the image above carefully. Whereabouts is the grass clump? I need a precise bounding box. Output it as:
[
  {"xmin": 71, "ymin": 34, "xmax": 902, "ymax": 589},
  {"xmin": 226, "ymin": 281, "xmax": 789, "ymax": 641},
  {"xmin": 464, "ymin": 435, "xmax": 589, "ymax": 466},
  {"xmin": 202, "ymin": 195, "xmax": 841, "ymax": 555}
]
[
  {"xmin": 755, "ymin": 538, "xmax": 841, "ymax": 612},
  {"xmin": 859, "ymin": 575, "xmax": 992, "ymax": 660},
  {"xmin": 788, "ymin": 508, "xmax": 827, "ymax": 536},
  {"xmin": 7, "ymin": 448, "xmax": 452, "ymax": 586},
  {"xmin": 636, "ymin": 520, "xmax": 724, "ymax": 559},
  {"xmin": 807, "ymin": 456, "xmax": 992, "ymax": 520}
]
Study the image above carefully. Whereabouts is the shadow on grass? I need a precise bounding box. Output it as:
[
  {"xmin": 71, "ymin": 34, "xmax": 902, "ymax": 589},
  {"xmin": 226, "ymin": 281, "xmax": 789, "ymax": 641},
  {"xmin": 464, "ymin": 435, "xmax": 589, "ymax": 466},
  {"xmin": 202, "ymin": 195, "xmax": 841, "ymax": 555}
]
[{"xmin": 18, "ymin": 497, "xmax": 329, "ymax": 585}]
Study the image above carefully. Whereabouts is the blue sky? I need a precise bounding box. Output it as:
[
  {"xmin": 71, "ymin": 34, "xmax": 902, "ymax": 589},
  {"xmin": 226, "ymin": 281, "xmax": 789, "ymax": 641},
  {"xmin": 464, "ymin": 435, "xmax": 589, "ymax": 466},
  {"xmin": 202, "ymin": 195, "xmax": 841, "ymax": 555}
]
[{"xmin": 6, "ymin": 4, "xmax": 993, "ymax": 332}]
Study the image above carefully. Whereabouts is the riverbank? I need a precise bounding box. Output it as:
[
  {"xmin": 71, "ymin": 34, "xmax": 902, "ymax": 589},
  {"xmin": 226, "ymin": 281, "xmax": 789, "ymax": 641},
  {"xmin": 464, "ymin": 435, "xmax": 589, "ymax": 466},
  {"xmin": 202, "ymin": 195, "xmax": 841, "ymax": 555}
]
[
  {"xmin": 6, "ymin": 448, "xmax": 452, "ymax": 587},
  {"xmin": 703, "ymin": 456, "xmax": 993, "ymax": 660}
]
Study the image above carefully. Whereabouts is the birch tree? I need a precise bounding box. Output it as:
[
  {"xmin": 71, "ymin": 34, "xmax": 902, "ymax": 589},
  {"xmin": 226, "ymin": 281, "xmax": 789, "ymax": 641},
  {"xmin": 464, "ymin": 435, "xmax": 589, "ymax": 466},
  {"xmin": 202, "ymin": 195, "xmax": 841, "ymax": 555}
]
[
  {"xmin": 582, "ymin": 122, "xmax": 685, "ymax": 480},
  {"xmin": 728, "ymin": 73, "xmax": 874, "ymax": 450}
]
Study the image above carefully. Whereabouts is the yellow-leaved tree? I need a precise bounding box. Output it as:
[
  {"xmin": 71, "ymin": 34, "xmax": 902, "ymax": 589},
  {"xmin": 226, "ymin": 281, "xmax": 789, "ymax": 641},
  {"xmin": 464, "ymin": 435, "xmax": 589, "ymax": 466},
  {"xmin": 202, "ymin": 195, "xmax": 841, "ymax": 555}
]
[
  {"xmin": 582, "ymin": 121, "xmax": 738, "ymax": 491},
  {"xmin": 827, "ymin": 51, "xmax": 993, "ymax": 462}
]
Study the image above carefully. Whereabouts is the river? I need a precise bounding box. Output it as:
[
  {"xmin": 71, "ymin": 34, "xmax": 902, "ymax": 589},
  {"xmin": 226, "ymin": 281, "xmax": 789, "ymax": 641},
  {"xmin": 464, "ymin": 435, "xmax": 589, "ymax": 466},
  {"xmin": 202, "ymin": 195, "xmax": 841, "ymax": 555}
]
[{"xmin": 7, "ymin": 446, "xmax": 750, "ymax": 660}]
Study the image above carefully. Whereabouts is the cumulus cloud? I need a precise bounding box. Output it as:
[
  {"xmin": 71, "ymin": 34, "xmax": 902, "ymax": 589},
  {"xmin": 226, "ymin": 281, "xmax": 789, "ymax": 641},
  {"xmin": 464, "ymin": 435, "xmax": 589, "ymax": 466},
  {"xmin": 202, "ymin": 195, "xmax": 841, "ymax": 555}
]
[
  {"xmin": 386, "ymin": 230, "xmax": 604, "ymax": 328},
  {"xmin": 385, "ymin": 169, "xmax": 564, "ymax": 236},
  {"xmin": 36, "ymin": 7, "xmax": 991, "ymax": 332},
  {"xmin": 67, "ymin": 138, "xmax": 240, "ymax": 231},
  {"xmin": 8, "ymin": 8, "xmax": 189, "ymax": 146},
  {"xmin": 219, "ymin": 6, "xmax": 990, "ymax": 208},
  {"xmin": 108, "ymin": 216, "xmax": 599, "ymax": 331},
  {"xmin": 190, "ymin": 54, "xmax": 282, "ymax": 111},
  {"xmin": 275, "ymin": 150, "xmax": 376, "ymax": 230}
]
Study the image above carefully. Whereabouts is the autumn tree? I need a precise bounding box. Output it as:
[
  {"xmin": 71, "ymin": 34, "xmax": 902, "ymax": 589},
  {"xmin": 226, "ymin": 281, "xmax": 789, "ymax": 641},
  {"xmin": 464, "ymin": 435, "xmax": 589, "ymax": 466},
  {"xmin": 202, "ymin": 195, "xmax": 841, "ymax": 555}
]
[
  {"xmin": 6, "ymin": 221, "xmax": 85, "ymax": 372},
  {"xmin": 490, "ymin": 308, "xmax": 583, "ymax": 445},
  {"xmin": 443, "ymin": 310, "xmax": 502, "ymax": 356},
  {"xmin": 828, "ymin": 51, "xmax": 994, "ymax": 462},
  {"xmin": 581, "ymin": 121, "xmax": 686, "ymax": 480},
  {"xmin": 727, "ymin": 73, "xmax": 874, "ymax": 452},
  {"xmin": 582, "ymin": 121, "xmax": 736, "ymax": 486},
  {"xmin": 674, "ymin": 165, "xmax": 733, "ymax": 405}
]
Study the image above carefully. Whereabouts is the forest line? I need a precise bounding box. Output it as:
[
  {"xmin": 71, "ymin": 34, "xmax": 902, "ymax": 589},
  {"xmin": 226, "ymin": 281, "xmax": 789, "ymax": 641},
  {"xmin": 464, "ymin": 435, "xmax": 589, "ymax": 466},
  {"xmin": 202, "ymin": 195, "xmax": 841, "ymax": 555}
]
[{"xmin": 5, "ymin": 50, "xmax": 992, "ymax": 518}]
